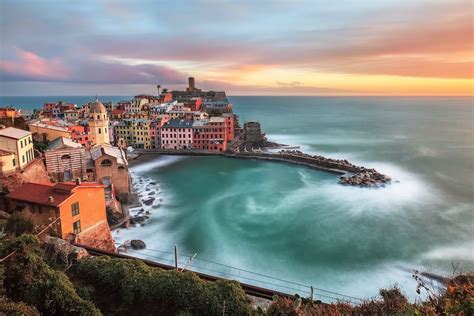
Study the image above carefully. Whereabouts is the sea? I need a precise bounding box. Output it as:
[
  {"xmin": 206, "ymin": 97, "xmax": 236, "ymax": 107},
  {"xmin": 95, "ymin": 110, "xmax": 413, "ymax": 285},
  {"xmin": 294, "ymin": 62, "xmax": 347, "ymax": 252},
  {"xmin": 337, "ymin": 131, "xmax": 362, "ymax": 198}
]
[{"xmin": 2, "ymin": 95, "xmax": 473, "ymax": 301}]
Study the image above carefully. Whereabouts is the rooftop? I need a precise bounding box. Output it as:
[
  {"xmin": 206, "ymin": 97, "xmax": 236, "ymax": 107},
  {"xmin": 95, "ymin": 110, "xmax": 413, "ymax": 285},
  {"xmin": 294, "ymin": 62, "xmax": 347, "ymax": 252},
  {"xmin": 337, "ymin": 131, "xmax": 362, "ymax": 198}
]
[
  {"xmin": 163, "ymin": 119, "xmax": 193, "ymax": 128},
  {"xmin": 90, "ymin": 144, "xmax": 128, "ymax": 165},
  {"xmin": 0, "ymin": 127, "xmax": 32, "ymax": 139},
  {"xmin": 29, "ymin": 121, "xmax": 70, "ymax": 132},
  {"xmin": 47, "ymin": 137, "xmax": 83, "ymax": 150},
  {"xmin": 209, "ymin": 117, "xmax": 226, "ymax": 123},
  {"xmin": 7, "ymin": 182, "xmax": 104, "ymax": 207}
]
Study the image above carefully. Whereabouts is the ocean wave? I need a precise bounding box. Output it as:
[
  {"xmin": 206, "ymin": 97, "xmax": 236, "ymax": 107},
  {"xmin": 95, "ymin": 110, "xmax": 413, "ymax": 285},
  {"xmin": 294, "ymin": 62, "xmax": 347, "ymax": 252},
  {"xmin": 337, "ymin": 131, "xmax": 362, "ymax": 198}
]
[
  {"xmin": 130, "ymin": 155, "xmax": 186, "ymax": 173},
  {"xmin": 421, "ymin": 241, "xmax": 474, "ymax": 262}
]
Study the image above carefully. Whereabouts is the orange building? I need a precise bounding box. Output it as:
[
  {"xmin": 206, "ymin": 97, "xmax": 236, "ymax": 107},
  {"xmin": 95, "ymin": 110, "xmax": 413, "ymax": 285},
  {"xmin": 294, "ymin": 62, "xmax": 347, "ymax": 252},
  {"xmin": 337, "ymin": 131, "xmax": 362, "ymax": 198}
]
[
  {"xmin": 0, "ymin": 108, "xmax": 17, "ymax": 119},
  {"xmin": 7, "ymin": 181, "xmax": 115, "ymax": 252}
]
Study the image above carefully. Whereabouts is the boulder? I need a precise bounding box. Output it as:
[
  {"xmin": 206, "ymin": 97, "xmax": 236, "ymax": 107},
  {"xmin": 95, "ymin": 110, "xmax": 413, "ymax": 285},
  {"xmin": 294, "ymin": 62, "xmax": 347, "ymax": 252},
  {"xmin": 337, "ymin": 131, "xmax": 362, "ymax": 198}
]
[
  {"xmin": 130, "ymin": 239, "xmax": 146, "ymax": 250},
  {"xmin": 129, "ymin": 216, "xmax": 145, "ymax": 224},
  {"xmin": 143, "ymin": 197, "xmax": 155, "ymax": 206}
]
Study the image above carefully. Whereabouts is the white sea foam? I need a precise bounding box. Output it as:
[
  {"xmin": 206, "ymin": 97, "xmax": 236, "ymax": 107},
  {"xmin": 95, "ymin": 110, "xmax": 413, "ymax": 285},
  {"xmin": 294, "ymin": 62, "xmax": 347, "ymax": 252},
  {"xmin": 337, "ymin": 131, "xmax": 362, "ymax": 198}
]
[
  {"xmin": 130, "ymin": 155, "xmax": 186, "ymax": 174},
  {"xmin": 421, "ymin": 241, "xmax": 474, "ymax": 262}
]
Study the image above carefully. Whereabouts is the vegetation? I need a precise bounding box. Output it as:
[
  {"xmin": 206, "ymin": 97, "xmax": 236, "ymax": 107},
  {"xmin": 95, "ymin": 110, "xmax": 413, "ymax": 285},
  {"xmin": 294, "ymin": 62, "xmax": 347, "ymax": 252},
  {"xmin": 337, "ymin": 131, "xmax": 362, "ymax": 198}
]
[
  {"xmin": 73, "ymin": 256, "xmax": 250, "ymax": 315},
  {"xmin": 0, "ymin": 228, "xmax": 471, "ymax": 315},
  {"xmin": 4, "ymin": 212, "xmax": 35, "ymax": 236},
  {"xmin": 0, "ymin": 295, "xmax": 40, "ymax": 316},
  {"xmin": 3, "ymin": 235, "xmax": 101, "ymax": 315},
  {"xmin": 33, "ymin": 140, "xmax": 49, "ymax": 153}
]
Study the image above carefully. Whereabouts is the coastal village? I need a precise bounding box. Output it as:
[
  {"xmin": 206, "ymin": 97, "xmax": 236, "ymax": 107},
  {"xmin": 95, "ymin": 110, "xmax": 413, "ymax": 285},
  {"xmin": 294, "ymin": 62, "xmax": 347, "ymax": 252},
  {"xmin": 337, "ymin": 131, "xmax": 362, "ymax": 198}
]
[{"xmin": 0, "ymin": 77, "xmax": 391, "ymax": 254}]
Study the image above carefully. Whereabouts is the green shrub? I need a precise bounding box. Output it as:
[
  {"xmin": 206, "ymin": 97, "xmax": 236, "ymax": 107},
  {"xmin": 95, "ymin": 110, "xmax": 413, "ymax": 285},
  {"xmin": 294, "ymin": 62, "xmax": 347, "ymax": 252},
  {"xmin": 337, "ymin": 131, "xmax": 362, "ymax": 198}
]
[
  {"xmin": 3, "ymin": 234, "xmax": 101, "ymax": 315},
  {"xmin": 74, "ymin": 256, "xmax": 251, "ymax": 315},
  {"xmin": 0, "ymin": 295, "xmax": 40, "ymax": 316},
  {"xmin": 4, "ymin": 213, "xmax": 35, "ymax": 236}
]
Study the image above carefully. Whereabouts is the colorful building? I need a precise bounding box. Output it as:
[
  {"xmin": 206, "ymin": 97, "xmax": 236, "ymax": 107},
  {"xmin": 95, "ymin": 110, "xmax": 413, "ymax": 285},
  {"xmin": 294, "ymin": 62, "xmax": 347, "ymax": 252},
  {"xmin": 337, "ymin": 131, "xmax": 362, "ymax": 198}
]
[
  {"xmin": 44, "ymin": 137, "xmax": 87, "ymax": 181},
  {"xmin": 28, "ymin": 121, "xmax": 72, "ymax": 142},
  {"xmin": 89, "ymin": 145, "xmax": 130, "ymax": 202},
  {"xmin": 0, "ymin": 127, "xmax": 35, "ymax": 170},
  {"xmin": 0, "ymin": 150, "xmax": 16, "ymax": 175},
  {"xmin": 160, "ymin": 119, "xmax": 193, "ymax": 149},
  {"xmin": 7, "ymin": 181, "xmax": 115, "ymax": 252},
  {"xmin": 192, "ymin": 117, "xmax": 228, "ymax": 151},
  {"xmin": 114, "ymin": 119, "xmax": 152, "ymax": 149}
]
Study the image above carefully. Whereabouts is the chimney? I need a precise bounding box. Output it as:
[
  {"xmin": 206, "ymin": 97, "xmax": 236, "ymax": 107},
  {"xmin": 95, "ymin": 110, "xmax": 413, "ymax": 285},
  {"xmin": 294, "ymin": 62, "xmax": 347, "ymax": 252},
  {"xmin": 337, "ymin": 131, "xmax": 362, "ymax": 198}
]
[
  {"xmin": 75, "ymin": 178, "xmax": 81, "ymax": 185},
  {"xmin": 48, "ymin": 196, "xmax": 55, "ymax": 204},
  {"xmin": 157, "ymin": 85, "xmax": 161, "ymax": 96}
]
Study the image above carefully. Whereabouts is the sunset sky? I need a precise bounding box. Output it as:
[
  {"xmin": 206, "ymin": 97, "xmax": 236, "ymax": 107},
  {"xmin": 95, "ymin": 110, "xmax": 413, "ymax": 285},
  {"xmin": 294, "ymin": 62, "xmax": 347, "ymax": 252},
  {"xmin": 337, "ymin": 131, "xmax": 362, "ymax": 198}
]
[{"xmin": 0, "ymin": 0, "xmax": 473, "ymax": 96}]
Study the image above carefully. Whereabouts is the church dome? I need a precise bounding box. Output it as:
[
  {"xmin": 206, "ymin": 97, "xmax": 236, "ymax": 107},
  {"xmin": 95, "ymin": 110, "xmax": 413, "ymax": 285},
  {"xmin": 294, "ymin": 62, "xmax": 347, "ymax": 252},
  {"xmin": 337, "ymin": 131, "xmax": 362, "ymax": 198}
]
[{"xmin": 90, "ymin": 97, "xmax": 107, "ymax": 113}]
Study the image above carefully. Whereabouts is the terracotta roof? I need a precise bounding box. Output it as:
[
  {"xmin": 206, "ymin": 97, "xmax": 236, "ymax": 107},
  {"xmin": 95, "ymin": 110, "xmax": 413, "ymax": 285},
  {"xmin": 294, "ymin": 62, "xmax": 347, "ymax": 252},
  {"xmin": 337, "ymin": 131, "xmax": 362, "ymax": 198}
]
[
  {"xmin": 7, "ymin": 182, "xmax": 72, "ymax": 207},
  {"xmin": 7, "ymin": 182, "xmax": 104, "ymax": 207},
  {"xmin": 111, "ymin": 109, "xmax": 125, "ymax": 115}
]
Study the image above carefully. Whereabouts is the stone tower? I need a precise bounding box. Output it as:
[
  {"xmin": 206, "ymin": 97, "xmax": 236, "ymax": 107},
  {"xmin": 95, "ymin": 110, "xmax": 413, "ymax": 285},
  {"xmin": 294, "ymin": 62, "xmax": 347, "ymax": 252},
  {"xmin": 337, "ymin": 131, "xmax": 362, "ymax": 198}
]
[{"xmin": 88, "ymin": 97, "xmax": 110, "ymax": 145}]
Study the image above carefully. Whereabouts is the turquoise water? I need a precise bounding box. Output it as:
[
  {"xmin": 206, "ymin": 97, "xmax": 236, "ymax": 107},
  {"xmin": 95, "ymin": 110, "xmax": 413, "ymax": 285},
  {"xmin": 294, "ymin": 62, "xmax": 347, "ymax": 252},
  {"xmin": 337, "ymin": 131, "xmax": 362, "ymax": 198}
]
[
  {"xmin": 4, "ymin": 95, "xmax": 473, "ymax": 299},
  {"xmin": 113, "ymin": 96, "xmax": 473, "ymax": 300}
]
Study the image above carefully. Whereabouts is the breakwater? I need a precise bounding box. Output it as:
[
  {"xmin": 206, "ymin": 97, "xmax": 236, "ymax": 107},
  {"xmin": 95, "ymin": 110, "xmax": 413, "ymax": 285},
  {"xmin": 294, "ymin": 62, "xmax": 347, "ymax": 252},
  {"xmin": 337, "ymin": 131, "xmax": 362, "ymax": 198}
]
[{"xmin": 130, "ymin": 148, "xmax": 392, "ymax": 188}]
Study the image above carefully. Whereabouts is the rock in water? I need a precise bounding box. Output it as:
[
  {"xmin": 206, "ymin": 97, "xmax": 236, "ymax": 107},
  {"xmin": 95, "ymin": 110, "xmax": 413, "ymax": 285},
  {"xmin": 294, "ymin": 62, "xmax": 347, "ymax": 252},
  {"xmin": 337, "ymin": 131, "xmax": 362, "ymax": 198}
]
[
  {"xmin": 131, "ymin": 239, "xmax": 146, "ymax": 250},
  {"xmin": 143, "ymin": 197, "xmax": 155, "ymax": 205}
]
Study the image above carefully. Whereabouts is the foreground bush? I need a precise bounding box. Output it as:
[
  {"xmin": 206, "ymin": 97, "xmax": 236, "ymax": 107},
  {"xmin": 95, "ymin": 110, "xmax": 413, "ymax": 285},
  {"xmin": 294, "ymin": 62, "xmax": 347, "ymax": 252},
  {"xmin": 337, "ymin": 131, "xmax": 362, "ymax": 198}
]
[
  {"xmin": 4, "ymin": 213, "xmax": 35, "ymax": 236},
  {"xmin": 0, "ymin": 295, "xmax": 40, "ymax": 316},
  {"xmin": 74, "ymin": 256, "xmax": 251, "ymax": 315},
  {"xmin": 3, "ymin": 234, "xmax": 101, "ymax": 315}
]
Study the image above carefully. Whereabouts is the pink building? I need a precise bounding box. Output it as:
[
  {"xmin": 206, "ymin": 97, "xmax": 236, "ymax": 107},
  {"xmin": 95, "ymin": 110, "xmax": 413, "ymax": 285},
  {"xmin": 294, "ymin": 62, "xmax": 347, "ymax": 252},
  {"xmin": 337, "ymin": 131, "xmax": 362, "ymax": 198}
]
[
  {"xmin": 150, "ymin": 115, "xmax": 170, "ymax": 149},
  {"xmin": 160, "ymin": 119, "xmax": 193, "ymax": 149}
]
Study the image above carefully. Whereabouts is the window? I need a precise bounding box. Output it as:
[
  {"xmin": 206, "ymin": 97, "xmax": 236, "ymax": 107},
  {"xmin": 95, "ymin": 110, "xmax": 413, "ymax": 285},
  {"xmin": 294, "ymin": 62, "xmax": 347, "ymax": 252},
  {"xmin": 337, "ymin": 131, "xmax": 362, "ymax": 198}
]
[
  {"xmin": 101, "ymin": 159, "xmax": 113, "ymax": 166},
  {"xmin": 73, "ymin": 220, "xmax": 81, "ymax": 234},
  {"xmin": 20, "ymin": 140, "xmax": 23, "ymax": 148},
  {"xmin": 12, "ymin": 158, "xmax": 15, "ymax": 166},
  {"xmin": 22, "ymin": 155, "xmax": 25, "ymax": 163},
  {"xmin": 71, "ymin": 202, "xmax": 80, "ymax": 216},
  {"xmin": 98, "ymin": 128, "xmax": 101, "ymax": 134}
]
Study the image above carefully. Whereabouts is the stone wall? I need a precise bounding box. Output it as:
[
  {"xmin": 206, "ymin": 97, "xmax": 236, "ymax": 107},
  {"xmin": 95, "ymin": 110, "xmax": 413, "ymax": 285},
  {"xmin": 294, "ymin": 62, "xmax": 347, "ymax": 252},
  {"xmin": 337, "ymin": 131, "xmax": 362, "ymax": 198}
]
[
  {"xmin": 0, "ymin": 158, "xmax": 50, "ymax": 211},
  {"xmin": 76, "ymin": 219, "xmax": 116, "ymax": 253},
  {"xmin": 243, "ymin": 122, "xmax": 263, "ymax": 142}
]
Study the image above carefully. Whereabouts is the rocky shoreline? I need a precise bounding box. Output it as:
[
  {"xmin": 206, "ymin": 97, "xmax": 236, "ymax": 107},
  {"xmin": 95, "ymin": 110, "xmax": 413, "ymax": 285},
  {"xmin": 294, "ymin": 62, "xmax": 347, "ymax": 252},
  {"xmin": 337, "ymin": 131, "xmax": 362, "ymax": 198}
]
[
  {"xmin": 114, "ymin": 171, "xmax": 164, "ymax": 252},
  {"xmin": 277, "ymin": 150, "xmax": 393, "ymax": 188}
]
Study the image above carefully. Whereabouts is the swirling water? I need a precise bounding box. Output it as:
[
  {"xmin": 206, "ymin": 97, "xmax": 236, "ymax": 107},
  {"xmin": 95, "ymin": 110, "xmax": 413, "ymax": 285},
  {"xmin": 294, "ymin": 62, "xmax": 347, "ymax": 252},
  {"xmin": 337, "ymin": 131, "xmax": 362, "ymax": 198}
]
[
  {"xmin": 117, "ymin": 96, "xmax": 473, "ymax": 300},
  {"xmin": 4, "ymin": 95, "xmax": 472, "ymax": 300}
]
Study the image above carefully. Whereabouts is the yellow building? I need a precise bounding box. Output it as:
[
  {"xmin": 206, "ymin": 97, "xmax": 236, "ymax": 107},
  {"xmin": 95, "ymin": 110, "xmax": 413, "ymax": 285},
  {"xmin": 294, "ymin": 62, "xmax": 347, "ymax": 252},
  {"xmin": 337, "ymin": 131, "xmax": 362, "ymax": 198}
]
[
  {"xmin": 114, "ymin": 119, "xmax": 152, "ymax": 149},
  {"xmin": 0, "ymin": 150, "xmax": 16, "ymax": 175},
  {"xmin": 88, "ymin": 98, "xmax": 110, "ymax": 146},
  {"xmin": 28, "ymin": 121, "xmax": 71, "ymax": 142},
  {"xmin": 0, "ymin": 127, "xmax": 34, "ymax": 170}
]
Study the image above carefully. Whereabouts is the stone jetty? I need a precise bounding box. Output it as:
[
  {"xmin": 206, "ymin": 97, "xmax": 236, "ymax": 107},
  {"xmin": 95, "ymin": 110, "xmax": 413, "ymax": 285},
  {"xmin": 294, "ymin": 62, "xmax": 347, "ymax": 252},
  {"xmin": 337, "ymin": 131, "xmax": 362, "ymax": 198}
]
[
  {"xmin": 130, "ymin": 148, "xmax": 394, "ymax": 188},
  {"xmin": 277, "ymin": 150, "xmax": 392, "ymax": 188}
]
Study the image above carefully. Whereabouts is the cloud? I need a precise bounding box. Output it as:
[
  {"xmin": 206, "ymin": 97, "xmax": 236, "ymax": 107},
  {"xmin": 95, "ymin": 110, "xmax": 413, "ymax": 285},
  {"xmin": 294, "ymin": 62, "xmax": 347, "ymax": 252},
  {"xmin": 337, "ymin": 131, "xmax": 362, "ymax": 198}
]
[
  {"xmin": 0, "ymin": 0, "xmax": 472, "ymax": 95},
  {"xmin": 0, "ymin": 48, "xmax": 187, "ymax": 85},
  {"xmin": 276, "ymin": 81, "xmax": 303, "ymax": 87},
  {"xmin": 0, "ymin": 48, "xmax": 68, "ymax": 81}
]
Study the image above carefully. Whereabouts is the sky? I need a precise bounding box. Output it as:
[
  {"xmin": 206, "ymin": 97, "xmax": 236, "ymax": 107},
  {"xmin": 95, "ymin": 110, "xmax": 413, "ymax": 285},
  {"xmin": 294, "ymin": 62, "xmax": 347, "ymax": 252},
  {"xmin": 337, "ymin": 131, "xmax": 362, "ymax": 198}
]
[{"xmin": 0, "ymin": 0, "xmax": 473, "ymax": 96}]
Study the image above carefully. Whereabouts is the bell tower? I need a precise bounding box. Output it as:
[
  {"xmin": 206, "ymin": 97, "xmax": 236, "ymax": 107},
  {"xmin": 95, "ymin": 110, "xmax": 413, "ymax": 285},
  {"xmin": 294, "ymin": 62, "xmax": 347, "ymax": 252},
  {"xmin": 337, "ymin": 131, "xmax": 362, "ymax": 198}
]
[{"xmin": 88, "ymin": 97, "xmax": 110, "ymax": 146}]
